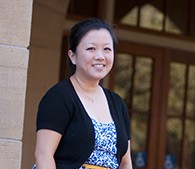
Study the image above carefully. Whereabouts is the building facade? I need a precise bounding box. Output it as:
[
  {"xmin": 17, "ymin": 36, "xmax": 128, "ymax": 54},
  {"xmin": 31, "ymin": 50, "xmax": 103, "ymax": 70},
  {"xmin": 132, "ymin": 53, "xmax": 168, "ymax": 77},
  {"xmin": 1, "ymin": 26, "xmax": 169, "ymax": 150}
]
[{"xmin": 0, "ymin": 0, "xmax": 195, "ymax": 169}]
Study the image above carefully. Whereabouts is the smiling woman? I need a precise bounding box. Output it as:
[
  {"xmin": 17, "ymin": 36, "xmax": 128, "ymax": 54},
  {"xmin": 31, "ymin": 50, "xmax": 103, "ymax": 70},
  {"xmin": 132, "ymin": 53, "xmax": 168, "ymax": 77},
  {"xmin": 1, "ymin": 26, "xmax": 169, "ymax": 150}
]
[
  {"xmin": 68, "ymin": 28, "xmax": 114, "ymax": 81},
  {"xmin": 33, "ymin": 18, "xmax": 133, "ymax": 169}
]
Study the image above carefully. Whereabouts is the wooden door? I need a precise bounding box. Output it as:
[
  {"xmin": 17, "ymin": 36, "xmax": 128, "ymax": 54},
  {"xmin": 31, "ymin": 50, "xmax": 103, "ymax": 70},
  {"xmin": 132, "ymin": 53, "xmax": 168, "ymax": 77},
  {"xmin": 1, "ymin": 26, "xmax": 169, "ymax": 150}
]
[{"xmin": 110, "ymin": 42, "xmax": 195, "ymax": 169}]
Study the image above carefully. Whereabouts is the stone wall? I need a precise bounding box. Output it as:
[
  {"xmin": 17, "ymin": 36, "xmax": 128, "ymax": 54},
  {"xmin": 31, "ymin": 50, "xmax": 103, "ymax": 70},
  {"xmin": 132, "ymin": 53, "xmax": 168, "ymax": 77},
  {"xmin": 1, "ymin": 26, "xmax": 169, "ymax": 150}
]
[{"xmin": 0, "ymin": 0, "xmax": 33, "ymax": 168}]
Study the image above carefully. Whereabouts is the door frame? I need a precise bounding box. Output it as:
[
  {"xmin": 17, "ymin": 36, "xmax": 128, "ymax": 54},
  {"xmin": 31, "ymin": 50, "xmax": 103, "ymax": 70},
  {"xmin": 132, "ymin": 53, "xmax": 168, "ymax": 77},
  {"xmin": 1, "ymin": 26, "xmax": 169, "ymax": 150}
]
[
  {"xmin": 114, "ymin": 41, "xmax": 165, "ymax": 169},
  {"xmin": 110, "ymin": 41, "xmax": 195, "ymax": 169}
]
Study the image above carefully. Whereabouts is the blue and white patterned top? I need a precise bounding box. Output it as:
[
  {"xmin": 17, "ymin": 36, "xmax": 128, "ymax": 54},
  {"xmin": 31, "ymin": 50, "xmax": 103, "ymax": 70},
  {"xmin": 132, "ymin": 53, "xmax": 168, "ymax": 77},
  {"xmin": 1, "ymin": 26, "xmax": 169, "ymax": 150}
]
[
  {"xmin": 78, "ymin": 118, "xmax": 119, "ymax": 169},
  {"xmin": 32, "ymin": 118, "xmax": 118, "ymax": 169}
]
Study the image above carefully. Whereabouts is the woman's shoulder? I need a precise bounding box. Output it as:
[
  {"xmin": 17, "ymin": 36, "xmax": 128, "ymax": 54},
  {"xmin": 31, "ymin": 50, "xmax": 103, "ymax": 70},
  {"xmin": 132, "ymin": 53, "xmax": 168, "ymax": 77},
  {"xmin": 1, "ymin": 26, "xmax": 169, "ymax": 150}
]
[
  {"xmin": 39, "ymin": 79, "xmax": 74, "ymax": 104},
  {"xmin": 45, "ymin": 79, "xmax": 72, "ymax": 95}
]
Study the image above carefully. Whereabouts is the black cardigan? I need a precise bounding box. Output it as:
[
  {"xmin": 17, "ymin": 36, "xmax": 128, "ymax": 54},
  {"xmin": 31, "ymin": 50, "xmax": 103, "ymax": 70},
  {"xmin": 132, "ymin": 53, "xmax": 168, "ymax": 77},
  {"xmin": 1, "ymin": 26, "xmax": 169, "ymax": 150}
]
[{"xmin": 37, "ymin": 79, "xmax": 130, "ymax": 169}]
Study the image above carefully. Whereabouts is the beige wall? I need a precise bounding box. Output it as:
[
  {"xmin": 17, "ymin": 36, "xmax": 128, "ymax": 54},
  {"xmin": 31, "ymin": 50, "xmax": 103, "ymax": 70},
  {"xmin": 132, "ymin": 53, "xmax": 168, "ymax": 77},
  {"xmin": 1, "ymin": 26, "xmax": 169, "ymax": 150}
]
[
  {"xmin": 0, "ymin": 0, "xmax": 33, "ymax": 169},
  {"xmin": 21, "ymin": 1, "xmax": 70, "ymax": 169}
]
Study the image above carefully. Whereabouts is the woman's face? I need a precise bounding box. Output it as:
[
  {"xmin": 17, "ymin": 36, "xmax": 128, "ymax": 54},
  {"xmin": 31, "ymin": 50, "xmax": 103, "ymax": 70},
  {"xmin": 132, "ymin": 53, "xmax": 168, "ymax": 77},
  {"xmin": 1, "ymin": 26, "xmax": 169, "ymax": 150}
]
[{"xmin": 69, "ymin": 29, "xmax": 114, "ymax": 81}]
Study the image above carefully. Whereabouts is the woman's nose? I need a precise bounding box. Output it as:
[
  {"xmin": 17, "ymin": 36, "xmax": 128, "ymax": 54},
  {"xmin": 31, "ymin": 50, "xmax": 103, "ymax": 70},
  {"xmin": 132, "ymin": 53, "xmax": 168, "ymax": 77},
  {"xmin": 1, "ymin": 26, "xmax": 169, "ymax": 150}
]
[{"xmin": 95, "ymin": 50, "xmax": 105, "ymax": 60}]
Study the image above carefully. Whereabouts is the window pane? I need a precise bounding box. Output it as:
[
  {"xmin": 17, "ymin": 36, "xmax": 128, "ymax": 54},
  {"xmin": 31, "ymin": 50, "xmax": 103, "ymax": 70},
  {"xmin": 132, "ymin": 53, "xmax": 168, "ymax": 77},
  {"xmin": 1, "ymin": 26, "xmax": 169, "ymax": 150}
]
[
  {"xmin": 165, "ymin": 0, "xmax": 188, "ymax": 34},
  {"xmin": 120, "ymin": 6, "xmax": 138, "ymax": 26},
  {"xmin": 115, "ymin": 0, "xmax": 139, "ymax": 26},
  {"xmin": 166, "ymin": 118, "xmax": 182, "ymax": 169},
  {"xmin": 133, "ymin": 57, "xmax": 152, "ymax": 112},
  {"xmin": 168, "ymin": 63, "xmax": 186, "ymax": 116},
  {"xmin": 113, "ymin": 53, "xmax": 133, "ymax": 105},
  {"xmin": 183, "ymin": 120, "xmax": 195, "ymax": 169},
  {"xmin": 187, "ymin": 65, "xmax": 195, "ymax": 118},
  {"xmin": 140, "ymin": 2, "xmax": 164, "ymax": 31},
  {"xmin": 131, "ymin": 114, "xmax": 148, "ymax": 168}
]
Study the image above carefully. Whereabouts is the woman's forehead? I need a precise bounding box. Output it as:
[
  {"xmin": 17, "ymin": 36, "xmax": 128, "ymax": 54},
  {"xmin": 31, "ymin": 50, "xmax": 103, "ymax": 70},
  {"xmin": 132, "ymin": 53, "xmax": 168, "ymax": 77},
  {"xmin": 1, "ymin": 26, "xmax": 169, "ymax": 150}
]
[{"xmin": 80, "ymin": 29, "xmax": 113, "ymax": 43}]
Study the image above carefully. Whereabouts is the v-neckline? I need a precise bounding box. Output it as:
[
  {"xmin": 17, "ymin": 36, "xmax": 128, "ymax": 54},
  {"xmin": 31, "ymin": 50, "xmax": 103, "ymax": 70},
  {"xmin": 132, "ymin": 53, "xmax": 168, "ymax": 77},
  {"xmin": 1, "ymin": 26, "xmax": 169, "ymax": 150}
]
[{"xmin": 68, "ymin": 78, "xmax": 114, "ymax": 124}]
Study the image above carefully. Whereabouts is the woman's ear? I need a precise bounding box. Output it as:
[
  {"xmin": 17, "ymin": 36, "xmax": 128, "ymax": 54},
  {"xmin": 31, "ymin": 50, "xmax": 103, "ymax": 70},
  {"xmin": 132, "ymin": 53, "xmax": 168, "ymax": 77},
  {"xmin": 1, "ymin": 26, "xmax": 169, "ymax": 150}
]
[{"xmin": 68, "ymin": 50, "xmax": 76, "ymax": 65}]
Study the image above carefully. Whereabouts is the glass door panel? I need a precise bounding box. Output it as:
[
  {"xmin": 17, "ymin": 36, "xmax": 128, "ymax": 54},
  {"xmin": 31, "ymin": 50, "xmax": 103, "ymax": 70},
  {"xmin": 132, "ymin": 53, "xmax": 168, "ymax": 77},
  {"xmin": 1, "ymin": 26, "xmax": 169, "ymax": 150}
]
[
  {"xmin": 112, "ymin": 53, "xmax": 133, "ymax": 105},
  {"xmin": 183, "ymin": 119, "xmax": 195, "ymax": 169},
  {"xmin": 113, "ymin": 53, "xmax": 153, "ymax": 169},
  {"xmin": 166, "ymin": 118, "xmax": 182, "ymax": 169},
  {"xmin": 168, "ymin": 63, "xmax": 186, "ymax": 116},
  {"xmin": 187, "ymin": 66, "xmax": 195, "ymax": 118},
  {"xmin": 133, "ymin": 57, "xmax": 152, "ymax": 112},
  {"xmin": 166, "ymin": 62, "xmax": 195, "ymax": 169},
  {"xmin": 183, "ymin": 65, "xmax": 195, "ymax": 169}
]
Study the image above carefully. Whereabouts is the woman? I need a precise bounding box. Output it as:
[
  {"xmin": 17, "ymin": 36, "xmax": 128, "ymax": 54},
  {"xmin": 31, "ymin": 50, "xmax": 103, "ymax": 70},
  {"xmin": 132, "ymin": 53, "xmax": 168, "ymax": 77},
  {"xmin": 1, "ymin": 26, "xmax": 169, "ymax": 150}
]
[{"xmin": 34, "ymin": 18, "xmax": 133, "ymax": 169}]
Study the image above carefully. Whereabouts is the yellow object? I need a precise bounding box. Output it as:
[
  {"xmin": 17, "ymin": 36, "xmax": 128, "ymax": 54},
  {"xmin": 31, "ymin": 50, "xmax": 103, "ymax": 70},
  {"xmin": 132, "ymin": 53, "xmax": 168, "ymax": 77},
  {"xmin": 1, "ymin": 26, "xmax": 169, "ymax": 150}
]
[{"xmin": 82, "ymin": 163, "xmax": 110, "ymax": 169}]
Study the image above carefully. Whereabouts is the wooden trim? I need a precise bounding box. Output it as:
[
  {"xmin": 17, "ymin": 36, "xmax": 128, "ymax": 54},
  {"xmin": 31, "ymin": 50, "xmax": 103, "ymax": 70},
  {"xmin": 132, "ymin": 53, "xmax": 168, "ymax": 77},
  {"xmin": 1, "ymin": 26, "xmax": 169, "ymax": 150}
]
[
  {"xmin": 147, "ymin": 52, "xmax": 164, "ymax": 169},
  {"xmin": 170, "ymin": 50, "xmax": 195, "ymax": 64},
  {"xmin": 156, "ymin": 50, "xmax": 171, "ymax": 169}
]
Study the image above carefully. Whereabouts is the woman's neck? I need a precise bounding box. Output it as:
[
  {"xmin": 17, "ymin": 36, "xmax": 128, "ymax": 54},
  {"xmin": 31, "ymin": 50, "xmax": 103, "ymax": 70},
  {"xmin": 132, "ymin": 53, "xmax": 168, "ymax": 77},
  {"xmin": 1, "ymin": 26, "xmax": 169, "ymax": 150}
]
[
  {"xmin": 70, "ymin": 75, "xmax": 101, "ymax": 103},
  {"xmin": 70, "ymin": 74, "xmax": 100, "ymax": 93}
]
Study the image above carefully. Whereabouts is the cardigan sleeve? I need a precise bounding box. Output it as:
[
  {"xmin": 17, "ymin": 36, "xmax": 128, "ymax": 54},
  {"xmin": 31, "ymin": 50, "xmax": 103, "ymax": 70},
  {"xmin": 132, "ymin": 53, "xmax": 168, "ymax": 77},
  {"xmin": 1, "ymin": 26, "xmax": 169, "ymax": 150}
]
[
  {"xmin": 36, "ymin": 85, "xmax": 73, "ymax": 135},
  {"xmin": 121, "ymin": 100, "xmax": 131, "ymax": 140},
  {"xmin": 108, "ymin": 89, "xmax": 131, "ymax": 140}
]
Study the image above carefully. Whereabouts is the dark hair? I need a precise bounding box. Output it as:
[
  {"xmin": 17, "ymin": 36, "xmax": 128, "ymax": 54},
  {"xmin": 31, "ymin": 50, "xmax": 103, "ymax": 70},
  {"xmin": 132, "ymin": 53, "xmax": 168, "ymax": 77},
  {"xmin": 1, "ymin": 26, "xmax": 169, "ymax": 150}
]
[{"xmin": 67, "ymin": 18, "xmax": 118, "ymax": 76}]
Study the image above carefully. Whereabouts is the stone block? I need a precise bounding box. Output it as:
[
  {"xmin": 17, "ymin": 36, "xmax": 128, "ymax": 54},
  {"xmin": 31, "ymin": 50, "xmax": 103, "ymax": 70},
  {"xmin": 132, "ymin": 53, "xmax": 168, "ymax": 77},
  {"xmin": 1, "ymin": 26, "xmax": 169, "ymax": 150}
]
[
  {"xmin": 0, "ymin": 139, "xmax": 22, "ymax": 169},
  {"xmin": 0, "ymin": 0, "xmax": 33, "ymax": 47},
  {"xmin": 0, "ymin": 46, "xmax": 29, "ymax": 140},
  {"xmin": 0, "ymin": 67, "xmax": 28, "ymax": 140},
  {"xmin": 0, "ymin": 45, "xmax": 29, "ymax": 68}
]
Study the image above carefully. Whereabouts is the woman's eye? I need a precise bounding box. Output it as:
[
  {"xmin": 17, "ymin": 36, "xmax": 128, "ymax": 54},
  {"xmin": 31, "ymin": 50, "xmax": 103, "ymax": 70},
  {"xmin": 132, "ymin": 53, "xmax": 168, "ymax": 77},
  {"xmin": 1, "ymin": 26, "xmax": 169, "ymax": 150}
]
[
  {"xmin": 104, "ymin": 47, "xmax": 111, "ymax": 51},
  {"xmin": 87, "ymin": 47, "xmax": 95, "ymax": 51}
]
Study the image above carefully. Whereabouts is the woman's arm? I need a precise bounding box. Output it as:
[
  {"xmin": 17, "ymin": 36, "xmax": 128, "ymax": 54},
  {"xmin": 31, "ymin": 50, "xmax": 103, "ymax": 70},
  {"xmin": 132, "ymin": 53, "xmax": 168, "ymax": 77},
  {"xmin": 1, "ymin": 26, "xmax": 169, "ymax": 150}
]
[
  {"xmin": 35, "ymin": 129, "xmax": 62, "ymax": 169},
  {"xmin": 119, "ymin": 140, "xmax": 133, "ymax": 169}
]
